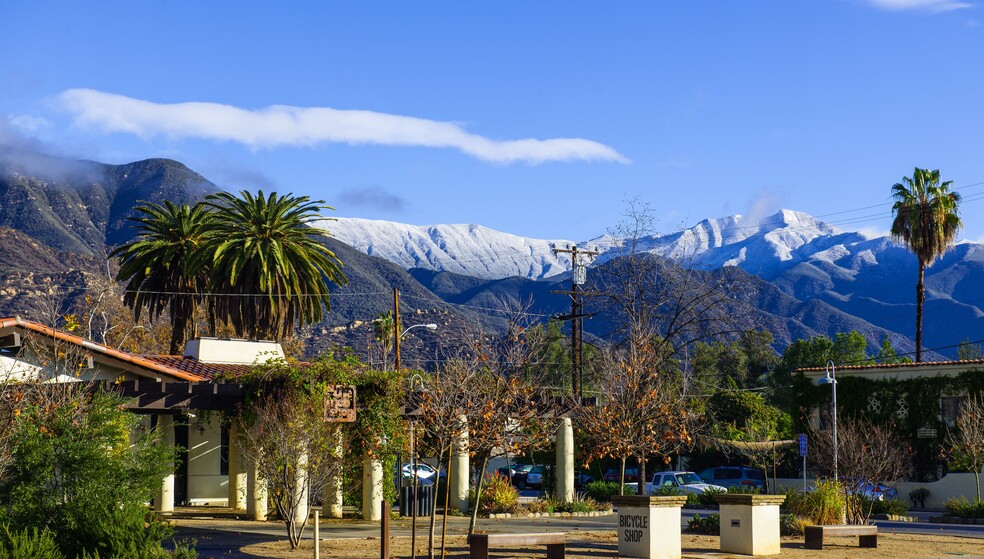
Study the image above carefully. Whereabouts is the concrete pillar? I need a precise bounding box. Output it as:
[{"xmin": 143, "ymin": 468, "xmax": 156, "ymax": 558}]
[
  {"xmin": 292, "ymin": 451, "xmax": 310, "ymax": 525},
  {"xmin": 716, "ymin": 494, "xmax": 787, "ymax": 556},
  {"xmin": 246, "ymin": 451, "xmax": 268, "ymax": 521},
  {"xmin": 362, "ymin": 455, "xmax": 384, "ymax": 521},
  {"xmin": 155, "ymin": 414, "xmax": 175, "ymax": 513},
  {"xmin": 322, "ymin": 428, "xmax": 344, "ymax": 518},
  {"xmin": 612, "ymin": 495, "xmax": 688, "ymax": 559},
  {"xmin": 227, "ymin": 419, "xmax": 247, "ymax": 511},
  {"xmin": 555, "ymin": 417, "xmax": 575, "ymax": 503},
  {"xmin": 449, "ymin": 415, "xmax": 470, "ymax": 513}
]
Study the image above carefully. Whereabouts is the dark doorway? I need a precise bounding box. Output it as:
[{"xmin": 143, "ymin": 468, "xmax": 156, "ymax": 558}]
[{"xmin": 175, "ymin": 415, "xmax": 190, "ymax": 506}]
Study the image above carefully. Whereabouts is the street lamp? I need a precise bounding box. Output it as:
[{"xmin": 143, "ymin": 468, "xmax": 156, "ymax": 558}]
[
  {"xmin": 395, "ymin": 323, "xmax": 438, "ymax": 372},
  {"xmin": 817, "ymin": 360, "xmax": 838, "ymax": 481}
]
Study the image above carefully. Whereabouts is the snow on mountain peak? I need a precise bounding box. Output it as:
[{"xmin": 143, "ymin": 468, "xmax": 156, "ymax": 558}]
[
  {"xmin": 319, "ymin": 210, "xmax": 858, "ymax": 280},
  {"xmin": 317, "ymin": 217, "xmax": 577, "ymax": 280}
]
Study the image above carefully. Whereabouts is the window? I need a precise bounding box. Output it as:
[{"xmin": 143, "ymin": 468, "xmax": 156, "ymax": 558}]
[
  {"xmin": 941, "ymin": 396, "xmax": 965, "ymax": 429},
  {"xmin": 716, "ymin": 469, "xmax": 741, "ymax": 480}
]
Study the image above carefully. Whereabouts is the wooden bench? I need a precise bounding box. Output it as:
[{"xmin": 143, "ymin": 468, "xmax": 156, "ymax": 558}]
[
  {"xmin": 804, "ymin": 525, "xmax": 878, "ymax": 550},
  {"xmin": 469, "ymin": 532, "xmax": 566, "ymax": 559}
]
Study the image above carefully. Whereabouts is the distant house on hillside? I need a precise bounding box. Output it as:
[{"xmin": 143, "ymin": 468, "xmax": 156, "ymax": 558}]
[{"xmin": 0, "ymin": 316, "xmax": 351, "ymax": 516}]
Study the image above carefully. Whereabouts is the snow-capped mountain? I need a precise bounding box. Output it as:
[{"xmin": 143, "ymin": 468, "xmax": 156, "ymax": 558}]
[
  {"xmin": 318, "ymin": 217, "xmax": 577, "ymax": 280},
  {"xmin": 323, "ymin": 210, "xmax": 862, "ymax": 281},
  {"xmin": 323, "ymin": 209, "xmax": 984, "ymax": 357}
]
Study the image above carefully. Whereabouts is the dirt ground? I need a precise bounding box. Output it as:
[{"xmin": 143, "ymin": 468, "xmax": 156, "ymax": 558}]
[{"xmin": 243, "ymin": 531, "xmax": 984, "ymax": 559}]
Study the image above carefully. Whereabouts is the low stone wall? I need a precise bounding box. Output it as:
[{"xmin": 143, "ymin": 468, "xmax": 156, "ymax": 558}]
[{"xmin": 774, "ymin": 472, "xmax": 982, "ymax": 509}]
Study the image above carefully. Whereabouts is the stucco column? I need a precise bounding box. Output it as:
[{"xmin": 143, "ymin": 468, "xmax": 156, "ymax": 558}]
[
  {"xmin": 292, "ymin": 450, "xmax": 310, "ymax": 525},
  {"xmin": 449, "ymin": 415, "xmax": 470, "ymax": 513},
  {"xmin": 246, "ymin": 451, "xmax": 268, "ymax": 521},
  {"xmin": 227, "ymin": 419, "xmax": 247, "ymax": 511},
  {"xmin": 362, "ymin": 455, "xmax": 384, "ymax": 521},
  {"xmin": 154, "ymin": 414, "xmax": 175, "ymax": 513},
  {"xmin": 555, "ymin": 417, "xmax": 575, "ymax": 503},
  {"xmin": 322, "ymin": 428, "xmax": 344, "ymax": 518}
]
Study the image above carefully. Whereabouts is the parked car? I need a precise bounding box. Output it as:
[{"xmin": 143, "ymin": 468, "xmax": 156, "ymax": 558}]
[
  {"xmin": 646, "ymin": 471, "xmax": 727, "ymax": 495},
  {"xmin": 497, "ymin": 464, "xmax": 534, "ymax": 488},
  {"xmin": 526, "ymin": 465, "xmax": 551, "ymax": 489},
  {"xmin": 603, "ymin": 466, "xmax": 640, "ymax": 483},
  {"xmin": 574, "ymin": 472, "xmax": 594, "ymax": 489},
  {"xmin": 401, "ymin": 462, "xmax": 440, "ymax": 485},
  {"xmin": 697, "ymin": 466, "xmax": 767, "ymax": 490},
  {"xmin": 857, "ymin": 481, "xmax": 899, "ymax": 501}
]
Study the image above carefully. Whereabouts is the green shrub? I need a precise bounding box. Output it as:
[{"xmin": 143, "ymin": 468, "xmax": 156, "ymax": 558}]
[
  {"xmin": 0, "ymin": 525, "xmax": 65, "ymax": 559},
  {"xmin": 653, "ymin": 486, "xmax": 685, "ymax": 497},
  {"xmin": 726, "ymin": 485, "xmax": 762, "ymax": 494},
  {"xmin": 780, "ymin": 481, "xmax": 845, "ymax": 524},
  {"xmin": 781, "ymin": 488, "xmax": 808, "ymax": 516},
  {"xmin": 0, "ymin": 391, "xmax": 179, "ymax": 558},
  {"xmin": 869, "ymin": 498, "xmax": 909, "ymax": 516},
  {"xmin": 583, "ymin": 481, "xmax": 621, "ymax": 502},
  {"xmin": 805, "ymin": 480, "xmax": 845, "ymax": 525},
  {"xmin": 781, "ymin": 514, "xmax": 811, "ymax": 536},
  {"xmin": 524, "ymin": 499, "xmax": 554, "ymax": 514},
  {"xmin": 909, "ymin": 488, "xmax": 930, "ymax": 508},
  {"xmin": 553, "ymin": 496, "xmax": 603, "ymax": 513},
  {"xmin": 686, "ymin": 513, "xmax": 720, "ymax": 535},
  {"xmin": 944, "ymin": 497, "xmax": 984, "ymax": 518},
  {"xmin": 168, "ymin": 540, "xmax": 198, "ymax": 559},
  {"xmin": 690, "ymin": 489, "xmax": 724, "ymax": 508},
  {"xmin": 469, "ymin": 474, "xmax": 519, "ymax": 515}
]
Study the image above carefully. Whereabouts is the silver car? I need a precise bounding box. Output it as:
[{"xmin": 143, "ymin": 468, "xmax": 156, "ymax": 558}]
[{"xmin": 647, "ymin": 471, "xmax": 727, "ymax": 495}]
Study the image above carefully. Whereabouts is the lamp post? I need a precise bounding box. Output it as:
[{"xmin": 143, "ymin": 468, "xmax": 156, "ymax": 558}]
[
  {"xmin": 395, "ymin": 323, "xmax": 438, "ymax": 372},
  {"xmin": 817, "ymin": 360, "xmax": 838, "ymax": 481}
]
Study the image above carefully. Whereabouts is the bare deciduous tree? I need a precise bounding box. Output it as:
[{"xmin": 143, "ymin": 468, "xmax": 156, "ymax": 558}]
[
  {"xmin": 809, "ymin": 416, "xmax": 912, "ymax": 524},
  {"xmin": 947, "ymin": 395, "xmax": 984, "ymax": 501},
  {"xmin": 240, "ymin": 384, "xmax": 346, "ymax": 548}
]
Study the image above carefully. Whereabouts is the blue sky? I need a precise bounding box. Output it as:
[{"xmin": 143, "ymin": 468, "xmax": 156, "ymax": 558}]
[{"xmin": 2, "ymin": 0, "xmax": 983, "ymax": 241}]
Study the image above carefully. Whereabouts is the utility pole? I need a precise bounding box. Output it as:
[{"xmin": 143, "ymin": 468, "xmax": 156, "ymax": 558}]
[
  {"xmin": 551, "ymin": 244, "xmax": 598, "ymax": 400},
  {"xmin": 394, "ymin": 287, "xmax": 402, "ymax": 372}
]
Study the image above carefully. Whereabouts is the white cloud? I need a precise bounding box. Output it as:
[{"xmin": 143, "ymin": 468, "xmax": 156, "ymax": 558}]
[
  {"xmin": 7, "ymin": 114, "xmax": 49, "ymax": 133},
  {"xmin": 55, "ymin": 89, "xmax": 629, "ymax": 165},
  {"xmin": 862, "ymin": 0, "xmax": 973, "ymax": 12}
]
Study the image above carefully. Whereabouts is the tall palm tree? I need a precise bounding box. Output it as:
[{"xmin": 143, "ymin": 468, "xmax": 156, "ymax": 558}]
[
  {"xmin": 203, "ymin": 190, "xmax": 347, "ymax": 341},
  {"xmin": 111, "ymin": 201, "xmax": 213, "ymax": 355},
  {"xmin": 891, "ymin": 167, "xmax": 962, "ymax": 362}
]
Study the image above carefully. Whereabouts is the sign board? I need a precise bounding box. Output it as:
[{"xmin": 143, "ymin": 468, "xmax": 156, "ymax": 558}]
[{"xmin": 798, "ymin": 433, "xmax": 807, "ymax": 457}]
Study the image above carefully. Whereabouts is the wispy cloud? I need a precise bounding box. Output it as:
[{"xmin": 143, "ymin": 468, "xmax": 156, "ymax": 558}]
[
  {"xmin": 55, "ymin": 89, "xmax": 629, "ymax": 165},
  {"xmin": 338, "ymin": 185, "xmax": 409, "ymax": 212},
  {"xmin": 861, "ymin": 0, "xmax": 973, "ymax": 12}
]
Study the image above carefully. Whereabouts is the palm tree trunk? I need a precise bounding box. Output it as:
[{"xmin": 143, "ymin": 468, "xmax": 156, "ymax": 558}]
[{"xmin": 916, "ymin": 262, "xmax": 925, "ymax": 362}]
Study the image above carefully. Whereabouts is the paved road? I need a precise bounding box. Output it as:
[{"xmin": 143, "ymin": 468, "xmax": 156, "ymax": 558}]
[{"xmin": 170, "ymin": 506, "xmax": 984, "ymax": 558}]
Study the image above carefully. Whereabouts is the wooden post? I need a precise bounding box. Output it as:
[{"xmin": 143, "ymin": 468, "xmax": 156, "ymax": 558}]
[
  {"xmin": 380, "ymin": 500, "xmax": 390, "ymax": 559},
  {"xmin": 394, "ymin": 287, "xmax": 401, "ymax": 372}
]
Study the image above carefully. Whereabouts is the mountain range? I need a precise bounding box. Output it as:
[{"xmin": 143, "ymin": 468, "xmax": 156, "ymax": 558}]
[{"xmin": 0, "ymin": 148, "xmax": 976, "ymax": 361}]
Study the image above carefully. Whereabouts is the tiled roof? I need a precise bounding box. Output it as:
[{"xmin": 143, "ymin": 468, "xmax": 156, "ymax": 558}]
[
  {"xmin": 797, "ymin": 358, "xmax": 984, "ymax": 373},
  {"xmin": 141, "ymin": 356, "xmax": 253, "ymax": 382},
  {"xmin": 0, "ymin": 316, "xmax": 205, "ymax": 382}
]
